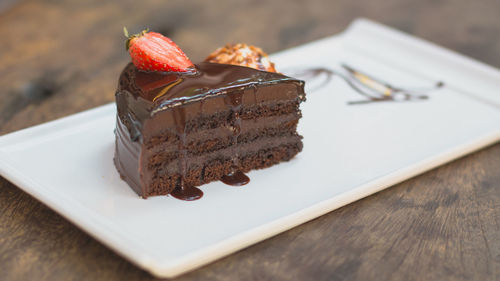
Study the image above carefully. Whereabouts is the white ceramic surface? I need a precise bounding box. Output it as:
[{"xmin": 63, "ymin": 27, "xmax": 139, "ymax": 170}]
[{"xmin": 1, "ymin": 19, "xmax": 499, "ymax": 278}]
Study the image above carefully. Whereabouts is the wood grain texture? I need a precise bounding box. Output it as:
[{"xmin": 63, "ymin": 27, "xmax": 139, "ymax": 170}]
[{"xmin": 0, "ymin": 0, "xmax": 499, "ymax": 280}]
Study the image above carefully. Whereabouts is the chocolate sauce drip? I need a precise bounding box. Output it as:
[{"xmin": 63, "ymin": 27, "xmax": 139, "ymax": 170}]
[
  {"xmin": 170, "ymin": 184, "xmax": 203, "ymax": 201},
  {"xmin": 251, "ymin": 84, "xmax": 258, "ymax": 123},
  {"xmin": 222, "ymin": 89, "xmax": 248, "ymax": 183},
  {"xmin": 286, "ymin": 65, "xmax": 443, "ymax": 104},
  {"xmin": 171, "ymin": 104, "xmax": 204, "ymax": 200},
  {"xmin": 128, "ymin": 113, "xmax": 142, "ymax": 142},
  {"xmin": 220, "ymin": 170, "xmax": 250, "ymax": 186}
]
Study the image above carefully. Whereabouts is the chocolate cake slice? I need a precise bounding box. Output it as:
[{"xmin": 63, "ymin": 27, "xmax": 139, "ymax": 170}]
[{"xmin": 114, "ymin": 34, "xmax": 305, "ymax": 200}]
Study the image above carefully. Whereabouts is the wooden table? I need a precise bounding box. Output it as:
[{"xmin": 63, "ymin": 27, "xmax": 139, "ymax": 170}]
[{"xmin": 1, "ymin": 0, "xmax": 499, "ymax": 280}]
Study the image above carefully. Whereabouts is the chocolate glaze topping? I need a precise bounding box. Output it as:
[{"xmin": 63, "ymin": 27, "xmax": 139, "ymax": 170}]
[
  {"xmin": 117, "ymin": 62, "xmax": 303, "ymax": 137},
  {"xmin": 115, "ymin": 62, "xmax": 305, "ymax": 199}
]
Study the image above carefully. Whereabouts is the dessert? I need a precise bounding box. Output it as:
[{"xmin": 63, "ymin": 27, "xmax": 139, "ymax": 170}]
[{"xmin": 114, "ymin": 30, "xmax": 306, "ymax": 200}]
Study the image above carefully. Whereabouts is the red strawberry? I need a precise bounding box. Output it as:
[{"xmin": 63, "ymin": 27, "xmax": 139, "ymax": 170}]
[{"xmin": 124, "ymin": 27, "xmax": 194, "ymax": 72}]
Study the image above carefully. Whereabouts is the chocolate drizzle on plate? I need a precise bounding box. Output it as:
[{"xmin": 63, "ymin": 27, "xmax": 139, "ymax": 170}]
[
  {"xmin": 221, "ymin": 170, "xmax": 250, "ymax": 186},
  {"xmin": 286, "ymin": 64, "xmax": 444, "ymax": 104},
  {"xmin": 170, "ymin": 184, "xmax": 203, "ymax": 201}
]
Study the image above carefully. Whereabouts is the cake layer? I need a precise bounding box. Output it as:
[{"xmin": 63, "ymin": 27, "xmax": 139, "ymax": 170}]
[
  {"xmin": 146, "ymin": 142, "xmax": 302, "ymax": 196},
  {"xmin": 144, "ymin": 100, "xmax": 301, "ymax": 146},
  {"xmin": 144, "ymin": 113, "xmax": 300, "ymax": 155},
  {"xmin": 148, "ymin": 134, "xmax": 302, "ymax": 176},
  {"xmin": 146, "ymin": 126, "xmax": 299, "ymax": 167}
]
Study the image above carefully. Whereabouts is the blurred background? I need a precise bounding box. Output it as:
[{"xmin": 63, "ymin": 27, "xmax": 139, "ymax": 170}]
[{"xmin": 1, "ymin": 0, "xmax": 499, "ymax": 134}]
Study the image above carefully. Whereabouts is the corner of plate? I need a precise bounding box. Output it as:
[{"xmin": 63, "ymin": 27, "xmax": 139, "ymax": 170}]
[{"xmin": 340, "ymin": 17, "xmax": 389, "ymax": 39}]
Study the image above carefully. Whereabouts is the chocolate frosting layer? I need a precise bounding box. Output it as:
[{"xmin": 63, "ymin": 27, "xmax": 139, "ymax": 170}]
[{"xmin": 116, "ymin": 62, "xmax": 305, "ymax": 141}]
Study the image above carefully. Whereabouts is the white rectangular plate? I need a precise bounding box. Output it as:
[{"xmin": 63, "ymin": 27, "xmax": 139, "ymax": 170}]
[{"xmin": 1, "ymin": 19, "xmax": 499, "ymax": 278}]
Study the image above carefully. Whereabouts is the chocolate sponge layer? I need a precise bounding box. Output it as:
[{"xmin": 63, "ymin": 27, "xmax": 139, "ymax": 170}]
[{"xmin": 147, "ymin": 142, "xmax": 302, "ymax": 196}]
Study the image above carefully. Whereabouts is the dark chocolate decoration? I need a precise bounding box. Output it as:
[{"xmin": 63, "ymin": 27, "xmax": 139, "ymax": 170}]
[{"xmin": 286, "ymin": 65, "xmax": 443, "ymax": 104}]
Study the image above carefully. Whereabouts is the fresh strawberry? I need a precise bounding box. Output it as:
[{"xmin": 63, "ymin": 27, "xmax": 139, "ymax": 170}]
[{"xmin": 124, "ymin": 27, "xmax": 194, "ymax": 72}]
